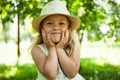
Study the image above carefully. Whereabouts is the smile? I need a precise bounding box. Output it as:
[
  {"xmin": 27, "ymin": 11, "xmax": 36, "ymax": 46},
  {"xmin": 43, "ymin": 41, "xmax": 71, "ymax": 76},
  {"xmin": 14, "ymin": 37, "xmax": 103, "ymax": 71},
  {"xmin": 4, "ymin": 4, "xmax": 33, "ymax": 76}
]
[{"xmin": 51, "ymin": 32, "xmax": 61, "ymax": 34}]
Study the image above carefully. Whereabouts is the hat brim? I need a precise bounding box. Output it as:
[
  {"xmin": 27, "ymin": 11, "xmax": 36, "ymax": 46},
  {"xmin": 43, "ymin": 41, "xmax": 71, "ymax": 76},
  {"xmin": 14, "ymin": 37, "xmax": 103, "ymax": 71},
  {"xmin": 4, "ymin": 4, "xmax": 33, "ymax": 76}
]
[{"xmin": 32, "ymin": 13, "xmax": 80, "ymax": 32}]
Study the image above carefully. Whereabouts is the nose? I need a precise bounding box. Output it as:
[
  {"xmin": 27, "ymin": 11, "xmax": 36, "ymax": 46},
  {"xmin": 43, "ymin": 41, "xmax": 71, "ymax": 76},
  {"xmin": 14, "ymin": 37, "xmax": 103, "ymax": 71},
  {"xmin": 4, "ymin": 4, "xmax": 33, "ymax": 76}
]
[{"xmin": 53, "ymin": 24, "xmax": 59, "ymax": 30}]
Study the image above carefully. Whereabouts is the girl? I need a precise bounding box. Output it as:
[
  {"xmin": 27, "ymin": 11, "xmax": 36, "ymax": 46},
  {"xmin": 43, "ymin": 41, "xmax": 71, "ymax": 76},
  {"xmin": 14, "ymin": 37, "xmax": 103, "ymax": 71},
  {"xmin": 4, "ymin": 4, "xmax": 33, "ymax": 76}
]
[{"xmin": 31, "ymin": 0, "xmax": 85, "ymax": 80}]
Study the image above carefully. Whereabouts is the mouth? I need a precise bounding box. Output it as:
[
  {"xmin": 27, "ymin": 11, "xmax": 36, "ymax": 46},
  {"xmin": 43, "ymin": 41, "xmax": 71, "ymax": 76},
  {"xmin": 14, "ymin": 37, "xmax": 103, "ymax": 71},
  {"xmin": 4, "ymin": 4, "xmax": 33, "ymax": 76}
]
[{"xmin": 51, "ymin": 32, "xmax": 61, "ymax": 34}]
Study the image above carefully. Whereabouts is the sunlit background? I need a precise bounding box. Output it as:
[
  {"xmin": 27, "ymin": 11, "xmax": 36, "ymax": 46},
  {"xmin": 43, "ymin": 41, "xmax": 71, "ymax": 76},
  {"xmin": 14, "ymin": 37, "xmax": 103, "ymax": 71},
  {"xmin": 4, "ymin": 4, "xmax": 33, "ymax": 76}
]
[{"xmin": 0, "ymin": 0, "xmax": 120, "ymax": 80}]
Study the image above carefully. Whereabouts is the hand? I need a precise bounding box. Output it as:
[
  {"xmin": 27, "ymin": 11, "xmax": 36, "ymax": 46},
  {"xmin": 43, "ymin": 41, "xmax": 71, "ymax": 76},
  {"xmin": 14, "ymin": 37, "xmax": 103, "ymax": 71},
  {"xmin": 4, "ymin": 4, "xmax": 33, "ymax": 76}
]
[
  {"xmin": 42, "ymin": 29, "xmax": 55, "ymax": 48},
  {"xmin": 56, "ymin": 29, "xmax": 70, "ymax": 48}
]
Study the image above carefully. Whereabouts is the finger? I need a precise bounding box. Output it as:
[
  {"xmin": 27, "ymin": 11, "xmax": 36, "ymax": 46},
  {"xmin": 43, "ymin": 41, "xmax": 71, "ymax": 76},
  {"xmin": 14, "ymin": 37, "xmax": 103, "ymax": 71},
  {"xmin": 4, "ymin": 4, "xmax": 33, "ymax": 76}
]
[
  {"xmin": 65, "ymin": 29, "xmax": 69, "ymax": 42},
  {"xmin": 45, "ymin": 30, "xmax": 51, "ymax": 44},
  {"xmin": 42, "ymin": 29, "xmax": 46, "ymax": 40},
  {"xmin": 64, "ymin": 29, "xmax": 67, "ymax": 38},
  {"xmin": 62, "ymin": 30, "xmax": 64, "ymax": 39},
  {"xmin": 44, "ymin": 30, "xmax": 50, "ymax": 41},
  {"xmin": 46, "ymin": 32, "xmax": 50, "ymax": 40},
  {"xmin": 66, "ymin": 29, "xmax": 69, "ymax": 38},
  {"xmin": 65, "ymin": 29, "xmax": 68, "ymax": 35},
  {"xmin": 46, "ymin": 33, "xmax": 54, "ymax": 46}
]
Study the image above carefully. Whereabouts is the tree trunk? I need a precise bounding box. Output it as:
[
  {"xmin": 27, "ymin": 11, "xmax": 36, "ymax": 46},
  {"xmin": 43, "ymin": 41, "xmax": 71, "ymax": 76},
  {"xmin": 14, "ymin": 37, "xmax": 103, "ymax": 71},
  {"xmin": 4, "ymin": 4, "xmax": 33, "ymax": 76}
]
[
  {"xmin": 16, "ymin": 6, "xmax": 21, "ymax": 65},
  {"xmin": 17, "ymin": 13, "xmax": 20, "ymax": 58}
]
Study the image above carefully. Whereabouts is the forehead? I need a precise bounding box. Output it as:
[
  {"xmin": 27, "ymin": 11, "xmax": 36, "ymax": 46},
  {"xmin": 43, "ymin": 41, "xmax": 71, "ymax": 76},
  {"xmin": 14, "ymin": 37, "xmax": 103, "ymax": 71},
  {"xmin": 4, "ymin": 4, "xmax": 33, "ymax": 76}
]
[{"xmin": 43, "ymin": 14, "xmax": 68, "ymax": 21}]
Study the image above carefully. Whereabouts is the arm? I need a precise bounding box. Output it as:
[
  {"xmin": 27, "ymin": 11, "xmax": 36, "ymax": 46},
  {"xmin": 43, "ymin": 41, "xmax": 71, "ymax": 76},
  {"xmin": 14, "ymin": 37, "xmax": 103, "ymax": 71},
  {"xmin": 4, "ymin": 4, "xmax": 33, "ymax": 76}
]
[
  {"xmin": 31, "ymin": 46, "xmax": 58, "ymax": 80},
  {"xmin": 56, "ymin": 46, "xmax": 80, "ymax": 78},
  {"xmin": 56, "ymin": 30, "xmax": 80, "ymax": 78},
  {"xmin": 31, "ymin": 29, "xmax": 58, "ymax": 79}
]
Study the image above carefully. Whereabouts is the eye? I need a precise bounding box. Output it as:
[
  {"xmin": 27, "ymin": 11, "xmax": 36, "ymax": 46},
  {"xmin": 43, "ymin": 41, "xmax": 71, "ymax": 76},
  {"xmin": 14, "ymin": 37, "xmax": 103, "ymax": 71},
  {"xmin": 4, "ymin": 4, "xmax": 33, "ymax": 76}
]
[
  {"xmin": 46, "ymin": 22, "xmax": 52, "ymax": 25},
  {"xmin": 59, "ymin": 22, "xmax": 65, "ymax": 25}
]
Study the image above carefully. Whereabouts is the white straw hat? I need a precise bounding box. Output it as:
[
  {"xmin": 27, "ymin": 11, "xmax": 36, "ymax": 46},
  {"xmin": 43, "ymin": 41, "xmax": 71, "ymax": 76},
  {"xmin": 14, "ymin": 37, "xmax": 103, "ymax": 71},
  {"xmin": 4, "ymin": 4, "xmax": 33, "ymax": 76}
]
[{"xmin": 32, "ymin": 0, "xmax": 80, "ymax": 32}]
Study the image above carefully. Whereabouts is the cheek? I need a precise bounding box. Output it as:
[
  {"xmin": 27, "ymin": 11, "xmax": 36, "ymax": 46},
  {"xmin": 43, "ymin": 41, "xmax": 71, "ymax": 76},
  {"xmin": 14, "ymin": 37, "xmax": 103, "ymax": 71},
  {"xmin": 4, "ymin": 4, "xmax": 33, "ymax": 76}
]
[
  {"xmin": 43, "ymin": 27, "xmax": 51, "ymax": 33},
  {"xmin": 61, "ymin": 27, "xmax": 68, "ymax": 31}
]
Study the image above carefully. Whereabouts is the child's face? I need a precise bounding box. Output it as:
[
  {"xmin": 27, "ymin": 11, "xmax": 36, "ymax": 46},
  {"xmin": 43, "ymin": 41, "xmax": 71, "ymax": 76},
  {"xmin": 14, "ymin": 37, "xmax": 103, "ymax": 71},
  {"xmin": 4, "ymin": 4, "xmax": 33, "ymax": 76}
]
[{"xmin": 42, "ymin": 14, "xmax": 70, "ymax": 43}]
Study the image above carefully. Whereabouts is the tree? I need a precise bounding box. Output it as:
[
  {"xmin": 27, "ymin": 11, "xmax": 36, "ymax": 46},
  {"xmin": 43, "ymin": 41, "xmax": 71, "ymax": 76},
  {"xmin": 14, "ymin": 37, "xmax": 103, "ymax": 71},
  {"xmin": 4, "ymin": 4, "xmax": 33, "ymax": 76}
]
[
  {"xmin": 0, "ymin": 0, "xmax": 120, "ymax": 61},
  {"xmin": 65, "ymin": 0, "xmax": 120, "ymax": 42},
  {"xmin": 0, "ymin": 0, "xmax": 42, "ymax": 62}
]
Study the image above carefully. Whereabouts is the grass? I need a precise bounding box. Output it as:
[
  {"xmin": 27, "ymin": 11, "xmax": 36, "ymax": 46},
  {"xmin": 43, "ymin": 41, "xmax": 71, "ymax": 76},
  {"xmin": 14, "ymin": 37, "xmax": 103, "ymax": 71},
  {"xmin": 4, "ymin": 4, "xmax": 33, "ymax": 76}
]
[
  {"xmin": 0, "ymin": 42, "xmax": 120, "ymax": 80},
  {"xmin": 79, "ymin": 58, "xmax": 120, "ymax": 80},
  {"xmin": 0, "ymin": 59, "xmax": 120, "ymax": 80},
  {"xmin": 0, "ymin": 64, "xmax": 37, "ymax": 80}
]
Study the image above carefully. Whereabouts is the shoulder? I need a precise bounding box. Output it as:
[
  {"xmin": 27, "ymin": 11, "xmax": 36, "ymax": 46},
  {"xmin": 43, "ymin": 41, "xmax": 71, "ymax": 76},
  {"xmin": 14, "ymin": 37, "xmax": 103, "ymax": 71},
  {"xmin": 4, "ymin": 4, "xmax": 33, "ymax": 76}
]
[
  {"xmin": 31, "ymin": 45, "xmax": 43, "ymax": 56},
  {"xmin": 31, "ymin": 45, "xmax": 40, "ymax": 53},
  {"xmin": 31, "ymin": 45, "xmax": 47, "ymax": 62}
]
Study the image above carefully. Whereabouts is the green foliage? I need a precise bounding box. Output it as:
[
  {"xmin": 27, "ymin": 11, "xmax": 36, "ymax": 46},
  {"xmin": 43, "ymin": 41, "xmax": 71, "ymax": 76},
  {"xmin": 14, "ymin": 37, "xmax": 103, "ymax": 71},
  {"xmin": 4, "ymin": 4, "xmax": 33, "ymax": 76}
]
[
  {"xmin": 0, "ymin": 1, "xmax": 15, "ymax": 23},
  {"xmin": 65, "ymin": 0, "xmax": 120, "ymax": 42},
  {"xmin": 0, "ymin": 0, "xmax": 120, "ymax": 43},
  {"xmin": 0, "ymin": 64, "xmax": 37, "ymax": 80},
  {"xmin": 79, "ymin": 58, "xmax": 120, "ymax": 80},
  {"xmin": 0, "ymin": 59, "xmax": 120, "ymax": 80}
]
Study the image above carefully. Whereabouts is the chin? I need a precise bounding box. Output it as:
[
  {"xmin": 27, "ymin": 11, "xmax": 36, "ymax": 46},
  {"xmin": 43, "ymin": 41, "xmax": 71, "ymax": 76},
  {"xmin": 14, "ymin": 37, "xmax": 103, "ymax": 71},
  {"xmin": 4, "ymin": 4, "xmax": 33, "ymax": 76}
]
[
  {"xmin": 51, "ymin": 39, "xmax": 60, "ymax": 43},
  {"xmin": 53, "ymin": 40, "xmax": 60, "ymax": 43}
]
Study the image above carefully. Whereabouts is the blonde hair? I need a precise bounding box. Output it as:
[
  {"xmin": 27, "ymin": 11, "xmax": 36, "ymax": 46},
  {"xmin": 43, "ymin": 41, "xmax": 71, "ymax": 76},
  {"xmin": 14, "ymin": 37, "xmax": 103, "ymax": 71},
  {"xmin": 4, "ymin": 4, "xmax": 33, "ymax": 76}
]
[
  {"xmin": 31, "ymin": 15, "xmax": 80, "ymax": 57},
  {"xmin": 65, "ymin": 31, "xmax": 80, "ymax": 56},
  {"xmin": 32, "ymin": 30, "xmax": 80, "ymax": 57}
]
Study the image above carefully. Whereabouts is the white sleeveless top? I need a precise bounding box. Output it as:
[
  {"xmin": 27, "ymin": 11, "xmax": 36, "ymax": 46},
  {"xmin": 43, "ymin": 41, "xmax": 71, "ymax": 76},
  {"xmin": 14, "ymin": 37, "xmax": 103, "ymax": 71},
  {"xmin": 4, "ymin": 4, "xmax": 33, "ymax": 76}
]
[{"xmin": 36, "ymin": 44, "xmax": 85, "ymax": 80}]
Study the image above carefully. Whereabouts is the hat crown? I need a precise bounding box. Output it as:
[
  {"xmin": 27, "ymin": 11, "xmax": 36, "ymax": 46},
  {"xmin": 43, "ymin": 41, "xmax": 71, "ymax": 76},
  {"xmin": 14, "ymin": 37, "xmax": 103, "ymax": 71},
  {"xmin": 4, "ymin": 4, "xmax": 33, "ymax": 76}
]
[
  {"xmin": 32, "ymin": 0, "xmax": 80, "ymax": 32},
  {"xmin": 40, "ymin": 0, "xmax": 70, "ymax": 15}
]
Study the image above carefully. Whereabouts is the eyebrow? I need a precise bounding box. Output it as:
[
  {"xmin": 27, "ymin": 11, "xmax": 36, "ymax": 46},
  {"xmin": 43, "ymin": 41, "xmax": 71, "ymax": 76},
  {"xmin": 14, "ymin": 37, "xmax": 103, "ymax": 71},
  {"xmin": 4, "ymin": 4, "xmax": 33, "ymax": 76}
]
[{"xmin": 46, "ymin": 19, "xmax": 69, "ymax": 22}]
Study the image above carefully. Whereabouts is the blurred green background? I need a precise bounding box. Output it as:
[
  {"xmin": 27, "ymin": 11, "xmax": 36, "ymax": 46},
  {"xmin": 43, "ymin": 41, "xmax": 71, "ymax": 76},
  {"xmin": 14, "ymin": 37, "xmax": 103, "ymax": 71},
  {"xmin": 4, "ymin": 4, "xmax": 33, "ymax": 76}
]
[{"xmin": 0, "ymin": 0, "xmax": 120, "ymax": 80}]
